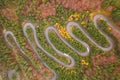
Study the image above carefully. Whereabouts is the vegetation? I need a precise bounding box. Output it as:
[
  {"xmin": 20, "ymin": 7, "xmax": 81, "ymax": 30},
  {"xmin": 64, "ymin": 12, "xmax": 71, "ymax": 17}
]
[{"xmin": 0, "ymin": 0, "xmax": 120, "ymax": 80}]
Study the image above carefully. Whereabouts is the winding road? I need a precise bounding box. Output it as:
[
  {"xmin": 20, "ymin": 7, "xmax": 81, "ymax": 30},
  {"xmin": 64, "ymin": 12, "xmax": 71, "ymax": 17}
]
[{"xmin": 4, "ymin": 14, "xmax": 120, "ymax": 80}]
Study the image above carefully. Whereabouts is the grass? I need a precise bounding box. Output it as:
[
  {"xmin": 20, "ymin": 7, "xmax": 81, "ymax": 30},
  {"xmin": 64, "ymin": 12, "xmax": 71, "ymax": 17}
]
[{"xmin": 0, "ymin": 1, "xmax": 120, "ymax": 80}]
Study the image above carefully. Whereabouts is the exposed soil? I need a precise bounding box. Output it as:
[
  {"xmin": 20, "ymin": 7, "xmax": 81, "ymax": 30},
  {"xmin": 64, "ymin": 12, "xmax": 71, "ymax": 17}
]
[
  {"xmin": 56, "ymin": 0, "xmax": 104, "ymax": 11},
  {"xmin": 0, "ymin": 63, "xmax": 7, "ymax": 79},
  {"xmin": 0, "ymin": 0, "xmax": 120, "ymax": 80},
  {"xmin": 39, "ymin": 2, "xmax": 56, "ymax": 18},
  {"xmin": 91, "ymin": 54, "xmax": 117, "ymax": 66},
  {"xmin": 106, "ymin": 6, "xmax": 114, "ymax": 12},
  {"xmin": 0, "ymin": 8, "xmax": 18, "ymax": 21},
  {"xmin": 0, "ymin": 0, "xmax": 105, "ymax": 20},
  {"xmin": 114, "ymin": 64, "xmax": 120, "ymax": 73},
  {"xmin": 20, "ymin": 0, "xmax": 56, "ymax": 19},
  {"xmin": 85, "ymin": 54, "xmax": 117, "ymax": 77}
]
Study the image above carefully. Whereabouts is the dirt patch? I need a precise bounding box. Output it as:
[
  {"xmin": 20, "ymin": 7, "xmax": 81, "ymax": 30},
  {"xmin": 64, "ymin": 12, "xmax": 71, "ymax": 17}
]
[
  {"xmin": 56, "ymin": 0, "xmax": 104, "ymax": 12},
  {"xmin": 0, "ymin": 63, "xmax": 7, "ymax": 79},
  {"xmin": 91, "ymin": 54, "xmax": 117, "ymax": 66},
  {"xmin": 85, "ymin": 54, "xmax": 117, "ymax": 77},
  {"xmin": 0, "ymin": 0, "xmax": 105, "ymax": 19},
  {"xmin": 84, "ymin": 68, "xmax": 95, "ymax": 77},
  {"xmin": 0, "ymin": 8, "xmax": 18, "ymax": 21},
  {"xmin": 39, "ymin": 2, "xmax": 56, "ymax": 18},
  {"xmin": 106, "ymin": 6, "xmax": 114, "ymax": 12},
  {"xmin": 20, "ymin": 0, "xmax": 105, "ymax": 19},
  {"xmin": 20, "ymin": 0, "xmax": 56, "ymax": 19},
  {"xmin": 114, "ymin": 65, "xmax": 120, "ymax": 73}
]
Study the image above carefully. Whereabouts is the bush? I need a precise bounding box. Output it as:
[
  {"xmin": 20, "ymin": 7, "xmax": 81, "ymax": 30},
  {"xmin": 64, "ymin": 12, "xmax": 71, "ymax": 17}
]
[{"xmin": 112, "ymin": 7, "xmax": 120, "ymax": 22}]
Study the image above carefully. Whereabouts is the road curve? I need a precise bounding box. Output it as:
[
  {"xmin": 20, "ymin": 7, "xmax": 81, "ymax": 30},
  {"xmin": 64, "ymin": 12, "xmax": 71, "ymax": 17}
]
[{"xmin": 4, "ymin": 14, "xmax": 120, "ymax": 80}]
